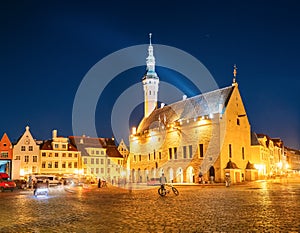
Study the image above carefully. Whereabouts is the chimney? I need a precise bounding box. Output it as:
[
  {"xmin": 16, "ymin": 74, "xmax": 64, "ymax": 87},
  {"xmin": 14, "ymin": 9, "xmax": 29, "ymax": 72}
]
[{"xmin": 52, "ymin": 130, "xmax": 57, "ymax": 139}]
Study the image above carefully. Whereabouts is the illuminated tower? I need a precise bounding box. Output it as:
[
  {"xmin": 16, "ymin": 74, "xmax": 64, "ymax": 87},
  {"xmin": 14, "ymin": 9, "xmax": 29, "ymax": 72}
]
[{"xmin": 142, "ymin": 33, "xmax": 159, "ymax": 118}]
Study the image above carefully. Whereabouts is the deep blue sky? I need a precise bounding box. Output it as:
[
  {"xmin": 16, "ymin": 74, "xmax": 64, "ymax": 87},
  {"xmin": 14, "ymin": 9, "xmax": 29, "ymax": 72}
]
[{"xmin": 0, "ymin": 1, "xmax": 299, "ymax": 149}]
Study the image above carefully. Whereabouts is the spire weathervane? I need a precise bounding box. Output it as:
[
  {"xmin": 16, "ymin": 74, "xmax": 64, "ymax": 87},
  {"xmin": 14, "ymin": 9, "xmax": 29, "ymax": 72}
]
[
  {"xmin": 149, "ymin": 32, "xmax": 152, "ymax": 45},
  {"xmin": 233, "ymin": 64, "xmax": 237, "ymax": 84}
]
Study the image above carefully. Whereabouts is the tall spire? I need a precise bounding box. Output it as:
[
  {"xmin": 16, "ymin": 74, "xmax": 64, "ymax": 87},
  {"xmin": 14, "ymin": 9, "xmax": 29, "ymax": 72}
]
[
  {"xmin": 146, "ymin": 33, "xmax": 157, "ymax": 76},
  {"xmin": 142, "ymin": 33, "xmax": 159, "ymax": 118}
]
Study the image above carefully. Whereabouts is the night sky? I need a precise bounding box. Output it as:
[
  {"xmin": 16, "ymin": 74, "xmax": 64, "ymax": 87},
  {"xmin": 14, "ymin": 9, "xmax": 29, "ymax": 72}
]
[{"xmin": 0, "ymin": 1, "xmax": 299, "ymax": 149}]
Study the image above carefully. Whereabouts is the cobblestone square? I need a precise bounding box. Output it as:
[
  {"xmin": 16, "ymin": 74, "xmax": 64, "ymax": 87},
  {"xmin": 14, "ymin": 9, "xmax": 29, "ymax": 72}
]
[{"xmin": 0, "ymin": 178, "xmax": 299, "ymax": 233}]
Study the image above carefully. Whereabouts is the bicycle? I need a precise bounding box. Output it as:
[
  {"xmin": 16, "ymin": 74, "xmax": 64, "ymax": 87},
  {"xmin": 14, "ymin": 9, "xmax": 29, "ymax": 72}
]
[{"xmin": 158, "ymin": 183, "xmax": 179, "ymax": 196}]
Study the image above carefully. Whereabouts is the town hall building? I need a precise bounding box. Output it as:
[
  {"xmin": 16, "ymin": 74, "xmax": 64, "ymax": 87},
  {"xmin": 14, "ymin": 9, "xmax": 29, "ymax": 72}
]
[{"xmin": 129, "ymin": 35, "xmax": 255, "ymax": 184}]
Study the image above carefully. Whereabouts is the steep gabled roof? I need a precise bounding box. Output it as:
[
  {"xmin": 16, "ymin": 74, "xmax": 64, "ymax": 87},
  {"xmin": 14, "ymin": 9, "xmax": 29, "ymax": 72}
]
[
  {"xmin": 137, "ymin": 85, "xmax": 234, "ymax": 133},
  {"xmin": 69, "ymin": 136, "xmax": 123, "ymax": 158},
  {"xmin": 106, "ymin": 146, "xmax": 123, "ymax": 158},
  {"xmin": 251, "ymin": 132, "xmax": 261, "ymax": 146}
]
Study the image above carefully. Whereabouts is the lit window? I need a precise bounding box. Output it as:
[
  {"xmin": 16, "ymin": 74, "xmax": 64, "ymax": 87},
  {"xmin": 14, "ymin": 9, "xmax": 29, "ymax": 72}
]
[
  {"xmin": 33, "ymin": 156, "xmax": 38, "ymax": 162},
  {"xmin": 1, "ymin": 152, "xmax": 8, "ymax": 158}
]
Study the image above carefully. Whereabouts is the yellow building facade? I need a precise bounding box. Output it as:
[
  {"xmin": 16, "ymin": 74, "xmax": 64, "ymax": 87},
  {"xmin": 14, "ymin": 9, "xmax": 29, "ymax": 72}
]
[
  {"xmin": 40, "ymin": 130, "xmax": 81, "ymax": 175},
  {"xmin": 69, "ymin": 136, "xmax": 125, "ymax": 184},
  {"xmin": 128, "ymin": 38, "xmax": 252, "ymax": 184}
]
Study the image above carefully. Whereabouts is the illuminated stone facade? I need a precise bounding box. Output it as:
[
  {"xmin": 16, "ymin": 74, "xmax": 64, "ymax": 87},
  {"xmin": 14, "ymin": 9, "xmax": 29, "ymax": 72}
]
[
  {"xmin": 130, "ymin": 80, "xmax": 252, "ymax": 183},
  {"xmin": 128, "ymin": 37, "xmax": 253, "ymax": 184}
]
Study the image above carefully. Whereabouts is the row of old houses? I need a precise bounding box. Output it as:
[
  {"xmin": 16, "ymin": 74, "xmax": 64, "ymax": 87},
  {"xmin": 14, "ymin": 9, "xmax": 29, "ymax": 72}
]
[
  {"xmin": 0, "ymin": 126, "xmax": 129, "ymax": 183},
  {"xmin": 0, "ymin": 123, "xmax": 298, "ymax": 185}
]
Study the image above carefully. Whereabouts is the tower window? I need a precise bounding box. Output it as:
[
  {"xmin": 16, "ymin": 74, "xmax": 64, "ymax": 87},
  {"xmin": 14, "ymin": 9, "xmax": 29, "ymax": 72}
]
[
  {"xmin": 229, "ymin": 144, "xmax": 232, "ymax": 158},
  {"xmin": 149, "ymin": 90, "xmax": 151, "ymax": 95},
  {"xmin": 237, "ymin": 118, "xmax": 240, "ymax": 125}
]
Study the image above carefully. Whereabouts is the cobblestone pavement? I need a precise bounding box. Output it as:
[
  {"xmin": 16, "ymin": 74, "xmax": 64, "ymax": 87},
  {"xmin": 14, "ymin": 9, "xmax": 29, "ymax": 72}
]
[{"xmin": 0, "ymin": 178, "xmax": 299, "ymax": 233}]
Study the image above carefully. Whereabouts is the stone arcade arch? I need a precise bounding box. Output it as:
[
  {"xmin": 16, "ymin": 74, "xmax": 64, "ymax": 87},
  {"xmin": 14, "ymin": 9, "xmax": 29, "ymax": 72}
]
[
  {"xmin": 176, "ymin": 167, "xmax": 183, "ymax": 183},
  {"xmin": 209, "ymin": 166, "xmax": 215, "ymax": 183},
  {"xmin": 167, "ymin": 167, "xmax": 174, "ymax": 182},
  {"xmin": 186, "ymin": 166, "xmax": 195, "ymax": 183}
]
